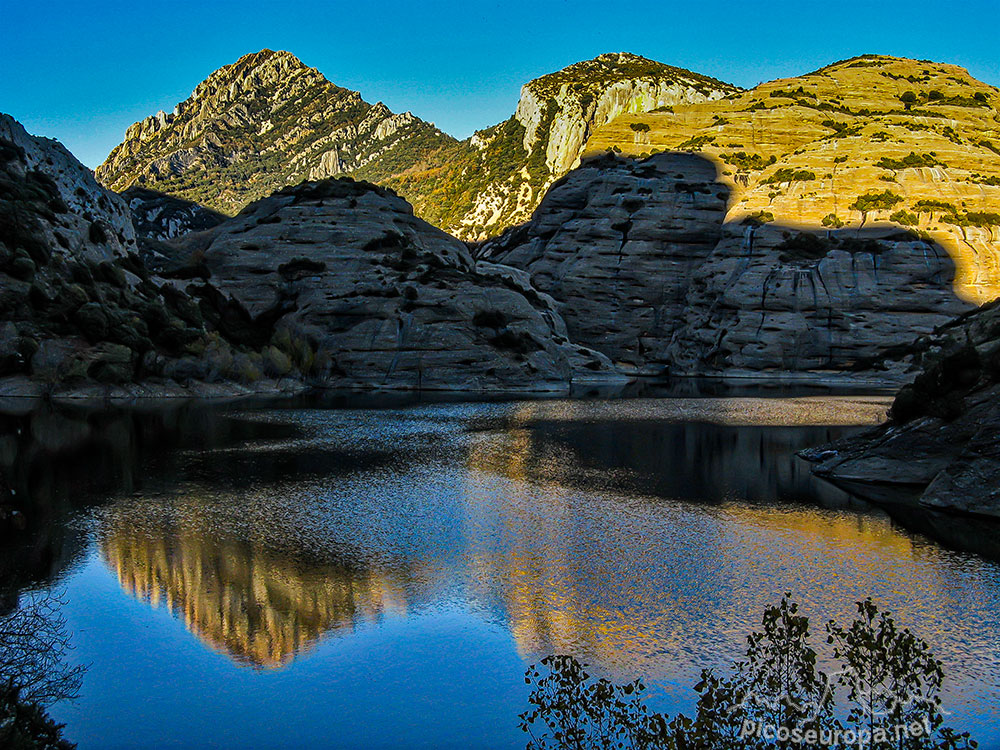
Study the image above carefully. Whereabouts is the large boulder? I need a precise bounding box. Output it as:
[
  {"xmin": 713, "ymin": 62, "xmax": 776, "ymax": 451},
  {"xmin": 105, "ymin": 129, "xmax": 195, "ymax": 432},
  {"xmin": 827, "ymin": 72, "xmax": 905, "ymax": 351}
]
[
  {"xmin": 479, "ymin": 152, "xmax": 730, "ymax": 373},
  {"xmin": 173, "ymin": 177, "xmax": 618, "ymax": 391}
]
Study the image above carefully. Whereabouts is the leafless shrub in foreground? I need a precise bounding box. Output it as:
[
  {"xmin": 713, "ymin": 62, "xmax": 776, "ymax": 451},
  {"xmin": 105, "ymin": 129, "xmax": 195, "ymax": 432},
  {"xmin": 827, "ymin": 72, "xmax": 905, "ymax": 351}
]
[{"xmin": 0, "ymin": 589, "xmax": 85, "ymax": 706}]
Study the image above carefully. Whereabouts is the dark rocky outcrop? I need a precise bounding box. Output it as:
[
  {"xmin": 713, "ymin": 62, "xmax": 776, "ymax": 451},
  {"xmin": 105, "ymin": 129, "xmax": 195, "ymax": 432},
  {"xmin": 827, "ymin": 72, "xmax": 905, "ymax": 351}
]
[
  {"xmin": 0, "ymin": 113, "xmax": 318, "ymax": 398},
  {"xmin": 664, "ymin": 223, "xmax": 971, "ymax": 377},
  {"xmin": 3, "ymin": 112, "xmax": 618, "ymax": 396},
  {"xmin": 802, "ymin": 300, "xmax": 1000, "ymax": 518},
  {"xmin": 481, "ymin": 152, "xmax": 972, "ymax": 381}
]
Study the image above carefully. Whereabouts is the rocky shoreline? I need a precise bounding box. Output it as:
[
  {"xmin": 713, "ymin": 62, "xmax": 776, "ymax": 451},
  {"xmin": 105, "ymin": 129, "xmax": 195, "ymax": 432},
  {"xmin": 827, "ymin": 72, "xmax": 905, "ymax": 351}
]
[{"xmin": 802, "ymin": 300, "xmax": 1000, "ymax": 519}]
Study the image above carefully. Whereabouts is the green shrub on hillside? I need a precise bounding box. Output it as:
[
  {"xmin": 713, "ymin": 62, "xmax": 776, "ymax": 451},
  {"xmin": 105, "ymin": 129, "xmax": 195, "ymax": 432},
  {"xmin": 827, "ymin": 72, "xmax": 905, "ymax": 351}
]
[
  {"xmin": 876, "ymin": 152, "xmax": 946, "ymax": 170},
  {"xmin": 913, "ymin": 199, "xmax": 958, "ymax": 217},
  {"xmin": 761, "ymin": 168, "xmax": 817, "ymax": 185},
  {"xmin": 743, "ymin": 210, "xmax": 775, "ymax": 225},
  {"xmin": 941, "ymin": 211, "xmax": 1000, "ymax": 228},
  {"xmin": 850, "ymin": 190, "xmax": 904, "ymax": 221},
  {"xmin": 890, "ymin": 209, "xmax": 919, "ymax": 226},
  {"xmin": 677, "ymin": 135, "xmax": 715, "ymax": 151},
  {"xmin": 720, "ymin": 152, "xmax": 776, "ymax": 171}
]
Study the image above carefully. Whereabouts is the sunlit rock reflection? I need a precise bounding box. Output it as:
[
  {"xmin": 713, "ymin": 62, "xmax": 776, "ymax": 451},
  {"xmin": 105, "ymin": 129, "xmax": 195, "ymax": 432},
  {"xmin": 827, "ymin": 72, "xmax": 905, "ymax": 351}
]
[
  {"xmin": 456, "ymin": 400, "xmax": 998, "ymax": 695},
  {"xmin": 99, "ymin": 500, "xmax": 419, "ymax": 667}
]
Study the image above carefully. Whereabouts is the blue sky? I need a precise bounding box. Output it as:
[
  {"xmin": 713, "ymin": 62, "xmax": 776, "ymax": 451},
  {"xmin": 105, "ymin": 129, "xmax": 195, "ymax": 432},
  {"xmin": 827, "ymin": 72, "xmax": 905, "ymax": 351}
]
[{"xmin": 3, "ymin": 0, "xmax": 999, "ymax": 168}]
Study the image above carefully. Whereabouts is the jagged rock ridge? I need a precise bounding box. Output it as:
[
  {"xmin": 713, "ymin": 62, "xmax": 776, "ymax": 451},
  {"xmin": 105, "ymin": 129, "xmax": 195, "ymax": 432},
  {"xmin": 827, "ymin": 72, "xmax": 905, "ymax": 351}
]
[
  {"xmin": 124, "ymin": 187, "xmax": 226, "ymax": 241},
  {"xmin": 96, "ymin": 49, "xmax": 457, "ymax": 217}
]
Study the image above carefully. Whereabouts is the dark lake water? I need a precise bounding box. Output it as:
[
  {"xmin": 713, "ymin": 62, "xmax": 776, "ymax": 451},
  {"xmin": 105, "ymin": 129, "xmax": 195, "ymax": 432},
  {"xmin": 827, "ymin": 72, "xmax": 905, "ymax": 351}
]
[{"xmin": 2, "ymin": 394, "xmax": 999, "ymax": 749}]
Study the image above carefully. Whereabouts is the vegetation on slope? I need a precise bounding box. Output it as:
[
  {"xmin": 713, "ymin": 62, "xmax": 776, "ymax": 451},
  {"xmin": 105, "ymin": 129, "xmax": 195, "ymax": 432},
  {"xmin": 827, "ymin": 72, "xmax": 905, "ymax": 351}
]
[{"xmin": 587, "ymin": 54, "xmax": 1000, "ymax": 302}]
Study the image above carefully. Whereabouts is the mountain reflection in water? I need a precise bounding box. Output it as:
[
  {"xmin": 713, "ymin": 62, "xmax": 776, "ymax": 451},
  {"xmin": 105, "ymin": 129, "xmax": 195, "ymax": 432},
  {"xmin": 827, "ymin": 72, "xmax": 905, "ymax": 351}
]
[
  {"xmin": 87, "ymin": 398, "xmax": 882, "ymax": 669},
  {"xmin": 100, "ymin": 510, "xmax": 419, "ymax": 668},
  {"xmin": 3, "ymin": 394, "xmax": 999, "ymax": 749}
]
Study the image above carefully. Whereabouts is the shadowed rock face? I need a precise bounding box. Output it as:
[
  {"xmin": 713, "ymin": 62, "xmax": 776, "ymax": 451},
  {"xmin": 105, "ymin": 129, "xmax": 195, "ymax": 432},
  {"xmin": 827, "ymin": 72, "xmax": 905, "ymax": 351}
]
[
  {"xmin": 0, "ymin": 112, "xmax": 413, "ymax": 399},
  {"xmin": 1, "ymin": 114, "xmax": 136, "ymax": 263},
  {"xmin": 481, "ymin": 152, "xmax": 972, "ymax": 379},
  {"xmin": 124, "ymin": 187, "xmax": 226, "ymax": 241},
  {"xmin": 664, "ymin": 223, "xmax": 970, "ymax": 375},
  {"xmin": 803, "ymin": 301, "xmax": 1000, "ymax": 519},
  {"xmin": 479, "ymin": 152, "xmax": 730, "ymax": 372},
  {"xmin": 0, "ymin": 113, "xmax": 153, "ymax": 386},
  {"xmin": 173, "ymin": 178, "xmax": 617, "ymax": 391}
]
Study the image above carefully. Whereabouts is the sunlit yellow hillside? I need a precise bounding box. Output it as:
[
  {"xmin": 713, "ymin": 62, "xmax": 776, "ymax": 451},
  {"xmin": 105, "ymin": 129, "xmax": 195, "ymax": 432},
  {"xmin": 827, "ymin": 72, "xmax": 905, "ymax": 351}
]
[{"xmin": 586, "ymin": 55, "xmax": 1000, "ymax": 302}]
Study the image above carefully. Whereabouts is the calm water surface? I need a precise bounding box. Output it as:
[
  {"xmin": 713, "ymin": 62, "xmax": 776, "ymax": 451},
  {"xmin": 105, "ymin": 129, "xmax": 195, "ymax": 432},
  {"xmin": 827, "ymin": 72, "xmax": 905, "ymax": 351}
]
[{"xmin": 3, "ymin": 395, "xmax": 1000, "ymax": 749}]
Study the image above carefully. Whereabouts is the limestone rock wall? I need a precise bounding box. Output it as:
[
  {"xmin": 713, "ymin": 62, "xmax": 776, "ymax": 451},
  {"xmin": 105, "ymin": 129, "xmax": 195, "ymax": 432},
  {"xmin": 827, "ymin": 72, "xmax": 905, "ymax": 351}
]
[
  {"xmin": 458, "ymin": 53, "xmax": 735, "ymax": 238},
  {"xmin": 587, "ymin": 54, "xmax": 1000, "ymax": 305},
  {"xmin": 483, "ymin": 152, "xmax": 972, "ymax": 378}
]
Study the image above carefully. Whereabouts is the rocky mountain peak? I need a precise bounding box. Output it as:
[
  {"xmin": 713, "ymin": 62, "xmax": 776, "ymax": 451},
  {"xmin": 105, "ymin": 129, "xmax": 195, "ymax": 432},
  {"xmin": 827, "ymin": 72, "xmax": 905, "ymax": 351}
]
[
  {"xmin": 98, "ymin": 50, "xmax": 740, "ymax": 241},
  {"xmin": 96, "ymin": 50, "xmax": 452, "ymax": 216},
  {"xmin": 525, "ymin": 51, "xmax": 736, "ymax": 100}
]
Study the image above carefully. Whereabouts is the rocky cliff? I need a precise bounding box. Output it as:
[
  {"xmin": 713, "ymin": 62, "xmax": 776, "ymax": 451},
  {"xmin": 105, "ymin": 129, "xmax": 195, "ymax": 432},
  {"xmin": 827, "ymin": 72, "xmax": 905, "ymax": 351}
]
[
  {"xmin": 7, "ymin": 113, "xmax": 611, "ymax": 395},
  {"xmin": 96, "ymin": 49, "xmax": 457, "ymax": 218},
  {"xmin": 802, "ymin": 300, "xmax": 1000, "ymax": 519},
  {"xmin": 420, "ymin": 53, "xmax": 735, "ymax": 238},
  {"xmin": 97, "ymin": 51, "xmax": 734, "ymax": 240},
  {"xmin": 0, "ymin": 112, "xmax": 311, "ymax": 396},
  {"xmin": 586, "ymin": 54, "xmax": 1000, "ymax": 304},
  {"xmin": 479, "ymin": 151, "xmax": 971, "ymax": 379},
  {"xmin": 168, "ymin": 177, "xmax": 617, "ymax": 391}
]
